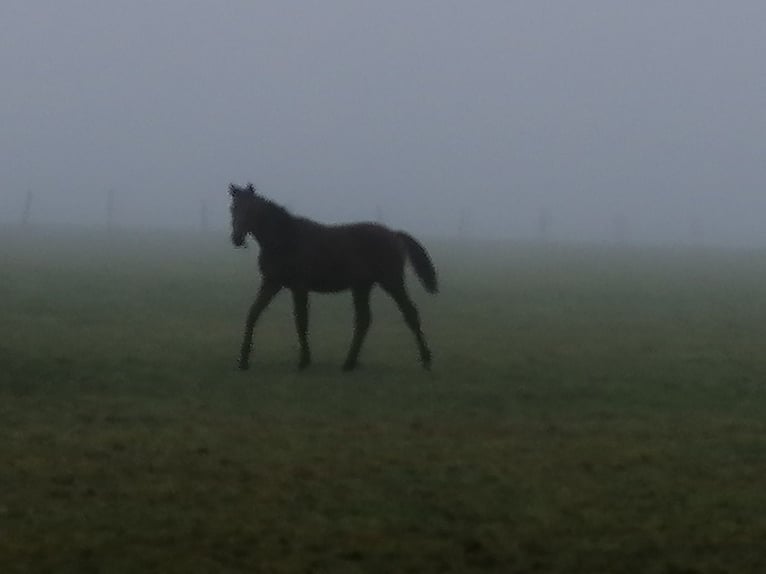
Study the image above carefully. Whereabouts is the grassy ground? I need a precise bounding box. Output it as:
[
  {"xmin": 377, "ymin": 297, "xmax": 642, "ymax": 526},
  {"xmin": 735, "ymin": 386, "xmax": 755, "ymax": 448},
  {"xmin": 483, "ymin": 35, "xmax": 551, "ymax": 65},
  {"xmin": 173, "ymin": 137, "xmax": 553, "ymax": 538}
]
[{"xmin": 1, "ymin": 227, "xmax": 766, "ymax": 573}]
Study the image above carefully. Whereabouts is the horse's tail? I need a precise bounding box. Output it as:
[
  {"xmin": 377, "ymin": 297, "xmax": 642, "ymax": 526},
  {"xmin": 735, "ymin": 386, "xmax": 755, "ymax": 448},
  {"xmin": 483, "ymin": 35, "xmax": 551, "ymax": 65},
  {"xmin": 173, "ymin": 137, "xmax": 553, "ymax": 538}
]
[{"xmin": 397, "ymin": 232, "xmax": 438, "ymax": 294}]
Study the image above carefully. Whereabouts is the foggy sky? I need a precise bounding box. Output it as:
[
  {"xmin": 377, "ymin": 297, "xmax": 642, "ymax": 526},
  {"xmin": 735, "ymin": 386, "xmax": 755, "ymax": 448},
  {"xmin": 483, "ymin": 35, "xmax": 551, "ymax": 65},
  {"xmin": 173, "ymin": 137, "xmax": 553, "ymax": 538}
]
[{"xmin": 1, "ymin": 1, "xmax": 765, "ymax": 245}]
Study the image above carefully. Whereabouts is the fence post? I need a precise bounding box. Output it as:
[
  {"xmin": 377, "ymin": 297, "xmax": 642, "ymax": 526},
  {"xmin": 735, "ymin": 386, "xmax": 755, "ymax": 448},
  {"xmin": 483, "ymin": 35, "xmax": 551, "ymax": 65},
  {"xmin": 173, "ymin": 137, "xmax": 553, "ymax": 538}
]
[
  {"xmin": 689, "ymin": 217, "xmax": 704, "ymax": 245},
  {"xmin": 458, "ymin": 208, "xmax": 469, "ymax": 238},
  {"xmin": 22, "ymin": 190, "xmax": 33, "ymax": 225},
  {"xmin": 613, "ymin": 213, "xmax": 629, "ymax": 244},
  {"xmin": 538, "ymin": 208, "xmax": 552, "ymax": 242},
  {"xmin": 200, "ymin": 200, "xmax": 209, "ymax": 233},
  {"xmin": 106, "ymin": 189, "xmax": 115, "ymax": 231}
]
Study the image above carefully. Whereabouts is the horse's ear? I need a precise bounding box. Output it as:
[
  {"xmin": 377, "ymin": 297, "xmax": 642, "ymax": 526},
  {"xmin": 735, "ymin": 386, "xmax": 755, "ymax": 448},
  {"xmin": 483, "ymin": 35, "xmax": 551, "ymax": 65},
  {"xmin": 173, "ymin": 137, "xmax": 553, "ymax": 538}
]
[
  {"xmin": 229, "ymin": 183, "xmax": 238, "ymax": 197},
  {"xmin": 246, "ymin": 183, "xmax": 256, "ymax": 195}
]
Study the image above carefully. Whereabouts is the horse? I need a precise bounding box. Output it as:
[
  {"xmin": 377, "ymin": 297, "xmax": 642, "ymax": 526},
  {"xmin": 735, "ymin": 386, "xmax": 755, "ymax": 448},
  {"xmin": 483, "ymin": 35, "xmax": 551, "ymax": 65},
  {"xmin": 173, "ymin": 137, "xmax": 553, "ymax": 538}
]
[{"xmin": 228, "ymin": 183, "xmax": 438, "ymax": 371}]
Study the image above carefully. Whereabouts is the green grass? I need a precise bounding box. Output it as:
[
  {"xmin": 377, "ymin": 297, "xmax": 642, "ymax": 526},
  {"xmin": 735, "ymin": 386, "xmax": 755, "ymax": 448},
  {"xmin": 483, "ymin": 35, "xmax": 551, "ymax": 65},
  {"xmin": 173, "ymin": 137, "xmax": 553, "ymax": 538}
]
[{"xmin": 2, "ymin": 227, "xmax": 766, "ymax": 573}]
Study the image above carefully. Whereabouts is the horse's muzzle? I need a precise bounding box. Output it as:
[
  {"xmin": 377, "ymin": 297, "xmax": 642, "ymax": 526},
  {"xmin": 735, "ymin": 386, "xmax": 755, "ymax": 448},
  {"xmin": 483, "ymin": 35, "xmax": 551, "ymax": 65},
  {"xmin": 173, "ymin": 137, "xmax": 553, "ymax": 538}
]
[{"xmin": 231, "ymin": 234, "xmax": 247, "ymax": 248}]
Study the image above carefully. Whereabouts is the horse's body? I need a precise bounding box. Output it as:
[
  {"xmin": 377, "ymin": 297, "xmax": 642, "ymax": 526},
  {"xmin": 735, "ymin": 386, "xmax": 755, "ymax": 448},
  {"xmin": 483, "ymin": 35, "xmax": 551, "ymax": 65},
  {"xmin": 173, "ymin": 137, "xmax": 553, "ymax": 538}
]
[{"xmin": 229, "ymin": 183, "xmax": 437, "ymax": 371}]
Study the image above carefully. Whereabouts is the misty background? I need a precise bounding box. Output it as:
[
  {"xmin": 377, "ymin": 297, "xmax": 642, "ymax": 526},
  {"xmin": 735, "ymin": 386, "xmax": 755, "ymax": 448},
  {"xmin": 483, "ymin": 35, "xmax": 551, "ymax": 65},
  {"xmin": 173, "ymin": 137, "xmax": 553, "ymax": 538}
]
[{"xmin": 1, "ymin": 1, "xmax": 764, "ymax": 246}]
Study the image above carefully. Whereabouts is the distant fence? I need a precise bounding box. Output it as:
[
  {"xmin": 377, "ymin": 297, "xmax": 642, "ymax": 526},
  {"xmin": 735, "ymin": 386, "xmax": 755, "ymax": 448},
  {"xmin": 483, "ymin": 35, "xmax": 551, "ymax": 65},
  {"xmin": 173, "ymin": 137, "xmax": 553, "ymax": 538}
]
[
  {"xmin": 4, "ymin": 187, "xmax": 761, "ymax": 247},
  {"xmin": 0, "ymin": 188, "xmax": 230, "ymax": 233}
]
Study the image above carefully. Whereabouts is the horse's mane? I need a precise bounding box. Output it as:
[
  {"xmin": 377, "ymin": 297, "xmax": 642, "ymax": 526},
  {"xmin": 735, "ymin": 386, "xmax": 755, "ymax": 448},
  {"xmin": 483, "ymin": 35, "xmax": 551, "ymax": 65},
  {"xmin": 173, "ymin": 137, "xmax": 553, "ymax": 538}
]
[
  {"xmin": 247, "ymin": 193, "xmax": 297, "ymax": 250},
  {"xmin": 255, "ymin": 194, "xmax": 293, "ymax": 226}
]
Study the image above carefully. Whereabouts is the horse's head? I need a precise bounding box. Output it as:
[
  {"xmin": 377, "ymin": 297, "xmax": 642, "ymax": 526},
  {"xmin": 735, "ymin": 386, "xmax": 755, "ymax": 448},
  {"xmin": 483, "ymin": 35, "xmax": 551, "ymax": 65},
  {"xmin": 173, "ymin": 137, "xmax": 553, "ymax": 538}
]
[{"xmin": 228, "ymin": 182, "xmax": 257, "ymax": 247}]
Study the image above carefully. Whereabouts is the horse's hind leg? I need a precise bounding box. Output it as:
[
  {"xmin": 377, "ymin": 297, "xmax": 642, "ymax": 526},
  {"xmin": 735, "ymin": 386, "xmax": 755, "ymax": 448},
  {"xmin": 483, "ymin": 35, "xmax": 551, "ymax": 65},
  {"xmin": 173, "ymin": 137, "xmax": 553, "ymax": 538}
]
[
  {"xmin": 343, "ymin": 284, "xmax": 372, "ymax": 371},
  {"xmin": 291, "ymin": 289, "xmax": 311, "ymax": 370},
  {"xmin": 381, "ymin": 280, "xmax": 432, "ymax": 370},
  {"xmin": 239, "ymin": 281, "xmax": 281, "ymax": 370}
]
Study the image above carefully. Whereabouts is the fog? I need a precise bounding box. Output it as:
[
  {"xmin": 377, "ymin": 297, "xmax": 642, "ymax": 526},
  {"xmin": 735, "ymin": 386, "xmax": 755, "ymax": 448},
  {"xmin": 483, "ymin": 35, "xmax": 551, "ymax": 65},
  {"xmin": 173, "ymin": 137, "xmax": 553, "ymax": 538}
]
[{"xmin": 1, "ymin": 1, "xmax": 765, "ymax": 246}]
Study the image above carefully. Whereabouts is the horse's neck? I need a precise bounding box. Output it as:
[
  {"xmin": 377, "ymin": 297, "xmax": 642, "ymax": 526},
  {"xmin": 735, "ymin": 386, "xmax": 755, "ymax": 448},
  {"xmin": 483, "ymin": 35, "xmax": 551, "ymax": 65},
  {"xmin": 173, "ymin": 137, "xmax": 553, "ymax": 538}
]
[
  {"xmin": 251, "ymin": 213, "xmax": 297, "ymax": 252},
  {"xmin": 251, "ymin": 230, "xmax": 281, "ymax": 251}
]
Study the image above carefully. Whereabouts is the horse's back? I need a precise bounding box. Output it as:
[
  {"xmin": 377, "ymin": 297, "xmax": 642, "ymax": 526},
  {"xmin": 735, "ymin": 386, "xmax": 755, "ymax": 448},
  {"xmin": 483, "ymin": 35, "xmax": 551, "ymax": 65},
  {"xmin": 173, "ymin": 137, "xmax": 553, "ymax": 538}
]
[{"xmin": 290, "ymin": 221, "xmax": 403, "ymax": 292}]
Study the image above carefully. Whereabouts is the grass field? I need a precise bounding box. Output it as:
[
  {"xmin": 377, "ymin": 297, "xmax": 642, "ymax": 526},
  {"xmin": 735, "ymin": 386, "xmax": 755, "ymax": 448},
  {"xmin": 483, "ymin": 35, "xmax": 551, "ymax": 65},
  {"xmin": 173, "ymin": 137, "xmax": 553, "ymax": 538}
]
[{"xmin": 2, "ymin": 227, "xmax": 766, "ymax": 573}]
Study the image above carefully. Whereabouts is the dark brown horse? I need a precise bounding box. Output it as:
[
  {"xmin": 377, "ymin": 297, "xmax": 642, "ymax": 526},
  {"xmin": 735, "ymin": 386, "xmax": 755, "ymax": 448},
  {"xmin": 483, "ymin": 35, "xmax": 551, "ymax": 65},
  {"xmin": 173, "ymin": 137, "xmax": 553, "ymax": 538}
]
[{"xmin": 229, "ymin": 183, "xmax": 438, "ymax": 371}]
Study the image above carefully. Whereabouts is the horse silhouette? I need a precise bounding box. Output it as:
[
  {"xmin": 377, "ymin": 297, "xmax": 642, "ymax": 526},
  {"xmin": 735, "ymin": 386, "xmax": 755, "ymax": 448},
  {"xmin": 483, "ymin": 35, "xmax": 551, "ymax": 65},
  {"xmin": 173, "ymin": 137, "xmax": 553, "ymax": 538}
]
[{"xmin": 229, "ymin": 183, "xmax": 437, "ymax": 371}]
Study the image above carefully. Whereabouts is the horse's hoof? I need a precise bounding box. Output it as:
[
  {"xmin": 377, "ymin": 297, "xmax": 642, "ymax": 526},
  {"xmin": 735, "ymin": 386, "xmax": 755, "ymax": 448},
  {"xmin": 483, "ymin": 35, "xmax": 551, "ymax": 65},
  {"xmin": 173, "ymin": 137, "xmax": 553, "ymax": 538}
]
[
  {"xmin": 342, "ymin": 361, "xmax": 357, "ymax": 372},
  {"xmin": 421, "ymin": 351, "xmax": 432, "ymax": 370},
  {"xmin": 238, "ymin": 360, "xmax": 250, "ymax": 371},
  {"xmin": 298, "ymin": 359, "xmax": 311, "ymax": 371}
]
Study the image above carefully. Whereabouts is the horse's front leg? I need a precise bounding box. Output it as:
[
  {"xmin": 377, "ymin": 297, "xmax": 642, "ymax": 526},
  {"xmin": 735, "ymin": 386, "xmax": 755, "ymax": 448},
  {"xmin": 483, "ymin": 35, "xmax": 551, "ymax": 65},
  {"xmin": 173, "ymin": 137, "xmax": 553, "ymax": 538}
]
[
  {"xmin": 291, "ymin": 288, "xmax": 311, "ymax": 370},
  {"xmin": 239, "ymin": 281, "xmax": 281, "ymax": 370}
]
